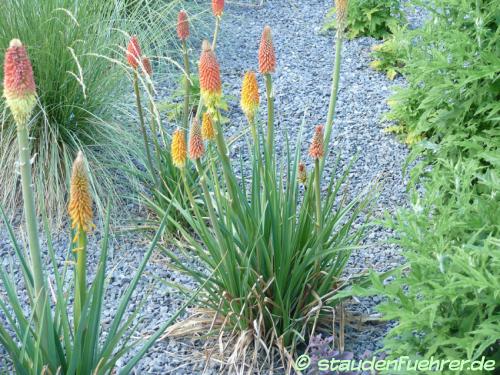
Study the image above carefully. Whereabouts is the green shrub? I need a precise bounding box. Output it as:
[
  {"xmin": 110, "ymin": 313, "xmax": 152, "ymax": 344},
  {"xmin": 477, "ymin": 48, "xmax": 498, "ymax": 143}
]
[
  {"xmin": 324, "ymin": 0, "xmax": 406, "ymax": 39},
  {"xmin": 0, "ymin": 0, "xmax": 186, "ymax": 221},
  {"xmin": 356, "ymin": 0, "xmax": 500, "ymax": 370},
  {"xmin": 369, "ymin": 29, "xmax": 408, "ymax": 80},
  {"xmin": 384, "ymin": 0, "xmax": 500, "ymax": 151},
  {"xmin": 357, "ymin": 158, "xmax": 500, "ymax": 370}
]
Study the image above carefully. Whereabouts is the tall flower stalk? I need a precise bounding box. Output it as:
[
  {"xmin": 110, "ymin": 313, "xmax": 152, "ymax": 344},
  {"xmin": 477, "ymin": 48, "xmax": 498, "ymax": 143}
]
[
  {"xmin": 68, "ymin": 151, "xmax": 94, "ymax": 328},
  {"xmin": 309, "ymin": 125, "xmax": 325, "ymax": 231},
  {"xmin": 178, "ymin": 10, "xmax": 191, "ymax": 130},
  {"xmin": 258, "ymin": 26, "xmax": 276, "ymax": 160},
  {"xmin": 127, "ymin": 36, "xmax": 157, "ymax": 186},
  {"xmin": 2, "ymin": 39, "xmax": 52, "ymax": 355},
  {"xmin": 321, "ymin": 0, "xmax": 348, "ymax": 175}
]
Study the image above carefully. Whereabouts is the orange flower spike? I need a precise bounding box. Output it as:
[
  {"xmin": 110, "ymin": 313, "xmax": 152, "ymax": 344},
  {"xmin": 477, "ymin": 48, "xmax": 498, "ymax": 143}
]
[
  {"xmin": 258, "ymin": 26, "xmax": 276, "ymax": 74},
  {"xmin": 199, "ymin": 40, "xmax": 222, "ymax": 110},
  {"xmin": 177, "ymin": 10, "xmax": 190, "ymax": 41},
  {"xmin": 3, "ymin": 39, "xmax": 37, "ymax": 125},
  {"xmin": 68, "ymin": 151, "xmax": 94, "ymax": 239},
  {"xmin": 212, "ymin": 0, "xmax": 224, "ymax": 17},
  {"xmin": 142, "ymin": 57, "xmax": 153, "ymax": 76},
  {"xmin": 189, "ymin": 118, "xmax": 205, "ymax": 160},
  {"xmin": 171, "ymin": 129, "xmax": 187, "ymax": 168},
  {"xmin": 202, "ymin": 112, "xmax": 215, "ymax": 141},
  {"xmin": 298, "ymin": 162, "xmax": 307, "ymax": 185},
  {"xmin": 126, "ymin": 35, "xmax": 142, "ymax": 69},
  {"xmin": 309, "ymin": 125, "xmax": 325, "ymax": 160},
  {"xmin": 240, "ymin": 71, "xmax": 260, "ymax": 122}
]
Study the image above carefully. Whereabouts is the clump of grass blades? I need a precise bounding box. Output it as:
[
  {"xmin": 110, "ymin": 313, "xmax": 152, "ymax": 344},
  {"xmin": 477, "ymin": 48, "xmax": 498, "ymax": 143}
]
[
  {"xmin": 161, "ymin": 3, "xmax": 375, "ymax": 371},
  {"xmin": 0, "ymin": 39, "xmax": 192, "ymax": 373},
  {"xmin": 0, "ymin": 0, "xmax": 187, "ymax": 222}
]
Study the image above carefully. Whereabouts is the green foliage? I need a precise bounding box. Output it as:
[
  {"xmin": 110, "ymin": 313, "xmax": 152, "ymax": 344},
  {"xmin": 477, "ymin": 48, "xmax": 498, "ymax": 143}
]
[
  {"xmin": 357, "ymin": 159, "xmax": 500, "ymax": 371},
  {"xmin": 384, "ymin": 0, "xmax": 500, "ymax": 152},
  {"xmin": 324, "ymin": 0, "xmax": 406, "ymax": 39},
  {"xmin": 369, "ymin": 29, "xmax": 407, "ymax": 80},
  {"xmin": 357, "ymin": 0, "xmax": 500, "ymax": 369}
]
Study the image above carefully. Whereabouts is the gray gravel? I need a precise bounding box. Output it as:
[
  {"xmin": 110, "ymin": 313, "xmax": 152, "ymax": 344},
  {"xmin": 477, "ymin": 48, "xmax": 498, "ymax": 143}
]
[{"xmin": 0, "ymin": 0, "xmax": 423, "ymax": 373}]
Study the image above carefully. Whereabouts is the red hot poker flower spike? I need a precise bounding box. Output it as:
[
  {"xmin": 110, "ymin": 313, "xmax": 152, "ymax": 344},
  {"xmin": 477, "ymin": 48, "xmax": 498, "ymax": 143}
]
[
  {"xmin": 258, "ymin": 25, "xmax": 276, "ymax": 74},
  {"xmin": 177, "ymin": 10, "xmax": 190, "ymax": 41},
  {"xmin": 126, "ymin": 36, "xmax": 141, "ymax": 69}
]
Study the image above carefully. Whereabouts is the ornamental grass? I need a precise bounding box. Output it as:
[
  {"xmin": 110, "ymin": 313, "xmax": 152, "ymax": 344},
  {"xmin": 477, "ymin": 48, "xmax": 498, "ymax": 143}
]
[
  {"xmin": 0, "ymin": 39, "xmax": 190, "ymax": 374},
  {"xmin": 161, "ymin": 1, "xmax": 374, "ymax": 371}
]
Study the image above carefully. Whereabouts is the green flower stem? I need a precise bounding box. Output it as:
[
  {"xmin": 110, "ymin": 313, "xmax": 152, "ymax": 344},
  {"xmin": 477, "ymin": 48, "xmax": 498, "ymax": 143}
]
[
  {"xmin": 73, "ymin": 229, "xmax": 87, "ymax": 328},
  {"xmin": 212, "ymin": 16, "xmax": 221, "ymax": 51},
  {"xmin": 314, "ymin": 159, "xmax": 322, "ymax": 231},
  {"xmin": 195, "ymin": 159, "xmax": 224, "ymax": 243},
  {"xmin": 146, "ymin": 82, "xmax": 164, "ymax": 158},
  {"xmin": 321, "ymin": 35, "xmax": 343, "ymax": 175},
  {"xmin": 133, "ymin": 70, "xmax": 156, "ymax": 186},
  {"xmin": 264, "ymin": 73, "xmax": 274, "ymax": 162},
  {"xmin": 16, "ymin": 120, "xmax": 49, "ymax": 350},
  {"xmin": 181, "ymin": 40, "xmax": 191, "ymax": 131}
]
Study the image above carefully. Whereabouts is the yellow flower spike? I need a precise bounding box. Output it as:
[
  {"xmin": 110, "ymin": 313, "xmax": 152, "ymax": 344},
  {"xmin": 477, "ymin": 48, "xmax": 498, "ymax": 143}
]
[
  {"xmin": 3, "ymin": 39, "xmax": 37, "ymax": 126},
  {"xmin": 171, "ymin": 128, "xmax": 187, "ymax": 168},
  {"xmin": 240, "ymin": 71, "xmax": 260, "ymax": 122},
  {"xmin": 68, "ymin": 151, "xmax": 94, "ymax": 241},
  {"xmin": 202, "ymin": 112, "xmax": 216, "ymax": 141}
]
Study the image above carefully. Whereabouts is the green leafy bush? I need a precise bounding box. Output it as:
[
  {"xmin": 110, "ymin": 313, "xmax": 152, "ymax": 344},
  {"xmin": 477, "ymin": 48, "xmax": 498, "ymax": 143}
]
[
  {"xmin": 384, "ymin": 0, "xmax": 500, "ymax": 151},
  {"xmin": 359, "ymin": 158, "xmax": 500, "ymax": 369},
  {"xmin": 369, "ymin": 29, "xmax": 407, "ymax": 80},
  {"xmin": 357, "ymin": 0, "xmax": 500, "ymax": 369},
  {"xmin": 324, "ymin": 0, "xmax": 406, "ymax": 39}
]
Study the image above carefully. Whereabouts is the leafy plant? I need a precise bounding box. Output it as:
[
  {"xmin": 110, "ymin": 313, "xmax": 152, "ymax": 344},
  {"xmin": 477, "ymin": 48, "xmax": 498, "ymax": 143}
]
[
  {"xmin": 357, "ymin": 0, "xmax": 500, "ymax": 370},
  {"xmin": 161, "ymin": 3, "xmax": 375, "ymax": 371},
  {"xmin": 323, "ymin": 0, "xmax": 406, "ymax": 40},
  {"xmin": 355, "ymin": 159, "xmax": 500, "ymax": 369},
  {"xmin": 0, "ymin": 39, "xmax": 189, "ymax": 373},
  {"xmin": 369, "ymin": 29, "xmax": 407, "ymax": 80}
]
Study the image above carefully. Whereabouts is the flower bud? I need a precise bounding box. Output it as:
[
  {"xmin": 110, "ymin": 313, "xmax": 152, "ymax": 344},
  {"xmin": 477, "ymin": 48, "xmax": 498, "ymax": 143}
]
[
  {"xmin": 3, "ymin": 39, "xmax": 37, "ymax": 125},
  {"xmin": 308, "ymin": 125, "xmax": 325, "ymax": 160},
  {"xmin": 177, "ymin": 10, "xmax": 190, "ymax": 41},
  {"xmin": 189, "ymin": 118, "xmax": 205, "ymax": 160},
  {"xmin": 240, "ymin": 71, "xmax": 260, "ymax": 122},
  {"xmin": 68, "ymin": 151, "xmax": 93, "ymax": 239},
  {"xmin": 126, "ymin": 36, "xmax": 141, "ymax": 69},
  {"xmin": 258, "ymin": 26, "xmax": 276, "ymax": 74}
]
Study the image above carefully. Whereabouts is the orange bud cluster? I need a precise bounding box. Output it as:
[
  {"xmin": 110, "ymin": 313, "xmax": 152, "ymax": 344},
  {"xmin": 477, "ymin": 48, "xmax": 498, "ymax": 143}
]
[
  {"xmin": 298, "ymin": 162, "xmax": 307, "ymax": 185},
  {"xmin": 258, "ymin": 26, "xmax": 276, "ymax": 74},
  {"xmin": 142, "ymin": 57, "xmax": 153, "ymax": 76},
  {"xmin": 171, "ymin": 129, "xmax": 187, "ymax": 168},
  {"xmin": 177, "ymin": 10, "xmax": 190, "ymax": 41},
  {"xmin": 309, "ymin": 125, "xmax": 325, "ymax": 160},
  {"xmin": 126, "ymin": 36, "xmax": 142, "ymax": 69},
  {"xmin": 212, "ymin": 0, "xmax": 224, "ymax": 17},
  {"xmin": 240, "ymin": 71, "xmax": 260, "ymax": 122},
  {"xmin": 189, "ymin": 119, "xmax": 205, "ymax": 160},
  {"xmin": 199, "ymin": 40, "xmax": 222, "ymax": 110},
  {"xmin": 202, "ymin": 112, "xmax": 215, "ymax": 141},
  {"xmin": 3, "ymin": 39, "xmax": 37, "ymax": 125},
  {"xmin": 68, "ymin": 152, "xmax": 93, "ymax": 239},
  {"xmin": 336, "ymin": 0, "xmax": 348, "ymax": 31}
]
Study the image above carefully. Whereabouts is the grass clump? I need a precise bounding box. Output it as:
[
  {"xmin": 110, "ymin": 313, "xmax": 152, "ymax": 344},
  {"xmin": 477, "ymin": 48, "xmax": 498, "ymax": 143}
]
[{"xmin": 0, "ymin": 0, "xmax": 191, "ymax": 221}]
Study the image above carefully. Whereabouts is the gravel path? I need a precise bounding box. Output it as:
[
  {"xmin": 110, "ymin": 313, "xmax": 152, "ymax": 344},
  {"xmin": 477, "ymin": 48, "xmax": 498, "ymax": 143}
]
[{"xmin": 1, "ymin": 0, "xmax": 414, "ymax": 373}]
